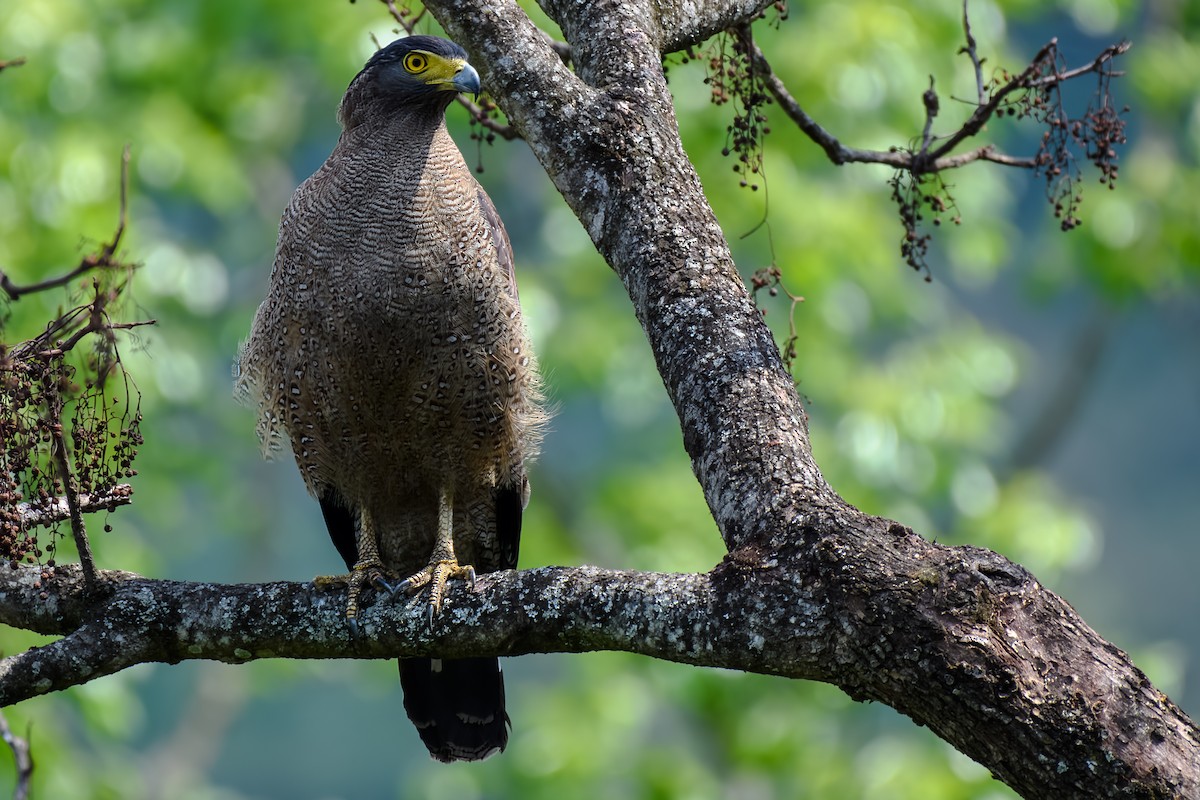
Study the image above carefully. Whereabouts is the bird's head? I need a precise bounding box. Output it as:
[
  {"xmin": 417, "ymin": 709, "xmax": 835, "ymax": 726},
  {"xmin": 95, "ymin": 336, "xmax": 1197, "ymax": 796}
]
[{"xmin": 340, "ymin": 35, "xmax": 481, "ymax": 127}]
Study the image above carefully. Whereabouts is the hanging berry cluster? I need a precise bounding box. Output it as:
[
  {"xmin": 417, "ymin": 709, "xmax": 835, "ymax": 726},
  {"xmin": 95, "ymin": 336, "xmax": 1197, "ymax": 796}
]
[
  {"xmin": 1, "ymin": 272, "xmax": 145, "ymax": 570},
  {"xmin": 991, "ymin": 41, "xmax": 1128, "ymax": 232},
  {"xmin": 889, "ymin": 170, "xmax": 961, "ymax": 280},
  {"xmin": 703, "ymin": 31, "xmax": 771, "ymax": 192}
]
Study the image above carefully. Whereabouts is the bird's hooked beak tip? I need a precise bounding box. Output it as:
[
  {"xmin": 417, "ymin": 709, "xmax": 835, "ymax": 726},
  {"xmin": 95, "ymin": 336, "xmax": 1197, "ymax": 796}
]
[{"xmin": 452, "ymin": 62, "xmax": 481, "ymax": 99}]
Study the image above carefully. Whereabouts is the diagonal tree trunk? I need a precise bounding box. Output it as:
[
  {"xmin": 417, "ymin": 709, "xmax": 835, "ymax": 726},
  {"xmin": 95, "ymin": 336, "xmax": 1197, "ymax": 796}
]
[{"xmin": 0, "ymin": 2, "xmax": 1195, "ymax": 798}]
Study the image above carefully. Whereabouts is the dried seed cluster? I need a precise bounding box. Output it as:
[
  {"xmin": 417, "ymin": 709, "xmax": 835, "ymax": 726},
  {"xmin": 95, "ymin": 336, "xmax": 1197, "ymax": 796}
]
[
  {"xmin": 704, "ymin": 32, "xmax": 771, "ymax": 192},
  {"xmin": 992, "ymin": 43, "xmax": 1128, "ymax": 232},
  {"xmin": 1, "ymin": 277, "xmax": 143, "ymax": 568},
  {"xmin": 890, "ymin": 170, "xmax": 961, "ymax": 280},
  {"xmin": 750, "ymin": 264, "xmax": 804, "ymax": 371}
]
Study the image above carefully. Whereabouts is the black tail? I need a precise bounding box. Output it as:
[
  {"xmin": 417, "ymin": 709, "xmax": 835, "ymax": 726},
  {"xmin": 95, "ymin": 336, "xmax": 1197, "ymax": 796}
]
[{"xmin": 399, "ymin": 656, "xmax": 509, "ymax": 762}]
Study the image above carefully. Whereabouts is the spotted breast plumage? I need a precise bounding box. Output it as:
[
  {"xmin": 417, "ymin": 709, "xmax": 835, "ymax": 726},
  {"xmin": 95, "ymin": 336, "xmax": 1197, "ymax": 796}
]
[{"xmin": 236, "ymin": 35, "xmax": 544, "ymax": 762}]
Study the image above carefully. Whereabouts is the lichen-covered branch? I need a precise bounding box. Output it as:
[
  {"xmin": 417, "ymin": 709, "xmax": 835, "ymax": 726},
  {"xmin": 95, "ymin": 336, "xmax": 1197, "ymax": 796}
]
[
  {"xmin": 1, "ymin": 522, "xmax": 1197, "ymax": 799},
  {"xmin": 13, "ymin": 485, "xmax": 133, "ymax": 531}
]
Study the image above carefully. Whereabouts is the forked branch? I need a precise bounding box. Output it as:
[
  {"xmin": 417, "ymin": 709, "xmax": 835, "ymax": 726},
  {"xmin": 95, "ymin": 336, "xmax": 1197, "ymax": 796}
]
[{"xmin": 731, "ymin": 14, "xmax": 1129, "ymax": 274}]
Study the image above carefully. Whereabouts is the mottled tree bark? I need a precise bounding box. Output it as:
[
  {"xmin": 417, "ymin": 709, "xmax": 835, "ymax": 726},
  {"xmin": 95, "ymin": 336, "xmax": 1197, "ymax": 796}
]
[{"xmin": 0, "ymin": 2, "xmax": 1195, "ymax": 798}]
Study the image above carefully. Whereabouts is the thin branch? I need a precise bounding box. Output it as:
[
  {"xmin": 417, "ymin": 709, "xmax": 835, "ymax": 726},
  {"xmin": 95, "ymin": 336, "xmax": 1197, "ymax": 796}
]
[
  {"xmin": 960, "ymin": 0, "xmax": 986, "ymax": 106},
  {"xmin": 1, "ymin": 145, "xmax": 131, "ymax": 302},
  {"xmin": 0, "ymin": 264, "xmax": 95, "ymax": 302},
  {"xmin": 1025, "ymin": 40, "xmax": 1129, "ymax": 88},
  {"xmin": 920, "ymin": 76, "xmax": 939, "ymax": 155},
  {"xmin": 4, "ymin": 147, "xmax": 151, "ymax": 364},
  {"xmin": 374, "ymin": 0, "xmax": 420, "ymax": 33},
  {"xmin": 936, "ymin": 145, "xmax": 1036, "ymax": 169},
  {"xmin": 459, "ymin": 96, "xmax": 521, "ymax": 141},
  {"xmin": 14, "ymin": 485, "xmax": 134, "ymax": 530},
  {"xmin": 54, "ymin": 307, "xmax": 154, "ymax": 357},
  {"xmin": 46, "ymin": 382, "xmax": 97, "ymax": 589},
  {"xmin": 924, "ymin": 39, "xmax": 1129, "ymax": 165},
  {"xmin": 0, "ymin": 58, "xmax": 25, "ymax": 73},
  {"xmin": 736, "ymin": 27, "xmax": 1128, "ymax": 176},
  {"xmin": 0, "ymin": 711, "xmax": 32, "ymax": 800}
]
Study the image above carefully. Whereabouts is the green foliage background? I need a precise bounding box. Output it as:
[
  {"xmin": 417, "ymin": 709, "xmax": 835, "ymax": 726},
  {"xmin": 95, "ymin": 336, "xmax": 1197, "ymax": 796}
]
[{"xmin": 1, "ymin": 0, "xmax": 1197, "ymax": 797}]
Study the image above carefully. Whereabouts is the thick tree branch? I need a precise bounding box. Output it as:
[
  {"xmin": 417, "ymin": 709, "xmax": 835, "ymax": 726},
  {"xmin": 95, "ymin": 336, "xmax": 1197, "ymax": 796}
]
[
  {"xmin": 436, "ymin": 0, "xmax": 830, "ymax": 543},
  {"xmin": 2, "ymin": 523, "xmax": 1197, "ymax": 799},
  {"xmin": 480, "ymin": 0, "xmax": 774, "ymax": 56}
]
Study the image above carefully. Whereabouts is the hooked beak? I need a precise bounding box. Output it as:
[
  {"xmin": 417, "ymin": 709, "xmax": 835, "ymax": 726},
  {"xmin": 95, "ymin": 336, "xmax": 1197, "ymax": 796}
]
[{"xmin": 448, "ymin": 62, "xmax": 481, "ymax": 100}]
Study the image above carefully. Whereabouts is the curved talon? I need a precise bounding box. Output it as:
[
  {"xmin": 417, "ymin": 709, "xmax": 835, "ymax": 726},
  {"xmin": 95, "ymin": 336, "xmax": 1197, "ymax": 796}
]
[
  {"xmin": 397, "ymin": 559, "xmax": 477, "ymax": 622},
  {"xmin": 320, "ymin": 557, "xmax": 400, "ymax": 633},
  {"xmin": 372, "ymin": 574, "xmax": 400, "ymax": 595}
]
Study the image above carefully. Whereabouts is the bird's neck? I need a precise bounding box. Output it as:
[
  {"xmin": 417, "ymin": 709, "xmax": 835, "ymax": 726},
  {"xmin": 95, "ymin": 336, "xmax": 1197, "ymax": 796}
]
[
  {"xmin": 335, "ymin": 109, "xmax": 453, "ymax": 173},
  {"xmin": 338, "ymin": 85, "xmax": 454, "ymax": 135}
]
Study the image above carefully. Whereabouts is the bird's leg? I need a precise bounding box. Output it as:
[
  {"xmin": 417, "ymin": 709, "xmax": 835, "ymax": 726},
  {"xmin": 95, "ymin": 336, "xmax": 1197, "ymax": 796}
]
[
  {"xmin": 398, "ymin": 484, "xmax": 476, "ymax": 624},
  {"xmin": 314, "ymin": 508, "xmax": 398, "ymax": 635}
]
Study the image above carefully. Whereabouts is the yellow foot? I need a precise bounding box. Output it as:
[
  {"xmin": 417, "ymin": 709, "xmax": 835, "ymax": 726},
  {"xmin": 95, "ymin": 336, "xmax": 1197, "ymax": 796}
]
[
  {"xmin": 399, "ymin": 560, "xmax": 477, "ymax": 624},
  {"xmin": 313, "ymin": 562, "xmax": 398, "ymax": 637}
]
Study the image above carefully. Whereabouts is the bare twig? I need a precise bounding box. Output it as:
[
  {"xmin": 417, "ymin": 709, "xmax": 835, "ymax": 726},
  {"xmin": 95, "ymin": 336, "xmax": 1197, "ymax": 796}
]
[
  {"xmin": 960, "ymin": 0, "xmax": 986, "ymax": 105},
  {"xmin": 920, "ymin": 76, "xmax": 939, "ymax": 155},
  {"xmin": 1, "ymin": 145, "xmax": 131, "ymax": 302},
  {"xmin": 0, "ymin": 58, "xmax": 26, "ymax": 73},
  {"xmin": 45, "ymin": 381, "xmax": 97, "ymax": 589},
  {"xmin": 55, "ymin": 308, "xmax": 153, "ymax": 357},
  {"xmin": 736, "ymin": 28, "xmax": 1128, "ymax": 176},
  {"xmin": 736, "ymin": 21, "xmax": 1128, "ymax": 275},
  {"xmin": 0, "ymin": 710, "xmax": 32, "ymax": 800},
  {"xmin": 1, "ymin": 263, "xmax": 94, "ymax": 302},
  {"xmin": 923, "ymin": 39, "xmax": 1129, "ymax": 166},
  {"xmin": 1025, "ymin": 41, "xmax": 1129, "ymax": 88},
  {"xmin": 15, "ymin": 485, "xmax": 134, "ymax": 530},
  {"xmin": 388, "ymin": 0, "xmax": 425, "ymax": 33},
  {"xmin": 460, "ymin": 96, "xmax": 521, "ymax": 141}
]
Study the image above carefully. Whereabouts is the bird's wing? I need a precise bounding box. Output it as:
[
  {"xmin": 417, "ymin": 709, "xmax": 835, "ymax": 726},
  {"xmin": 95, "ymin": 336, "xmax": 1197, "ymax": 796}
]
[
  {"xmin": 474, "ymin": 184, "xmax": 525, "ymax": 571},
  {"xmin": 318, "ymin": 489, "xmax": 359, "ymax": 570},
  {"xmin": 476, "ymin": 186, "xmax": 518, "ymax": 302},
  {"xmin": 495, "ymin": 482, "xmax": 523, "ymax": 571}
]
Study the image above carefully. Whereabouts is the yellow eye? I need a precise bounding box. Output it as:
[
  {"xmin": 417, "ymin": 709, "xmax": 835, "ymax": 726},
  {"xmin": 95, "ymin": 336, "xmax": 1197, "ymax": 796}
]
[{"xmin": 403, "ymin": 52, "xmax": 428, "ymax": 73}]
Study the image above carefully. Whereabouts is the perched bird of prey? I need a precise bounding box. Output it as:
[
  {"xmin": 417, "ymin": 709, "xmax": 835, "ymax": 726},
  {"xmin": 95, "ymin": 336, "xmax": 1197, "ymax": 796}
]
[{"xmin": 236, "ymin": 35, "xmax": 544, "ymax": 762}]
